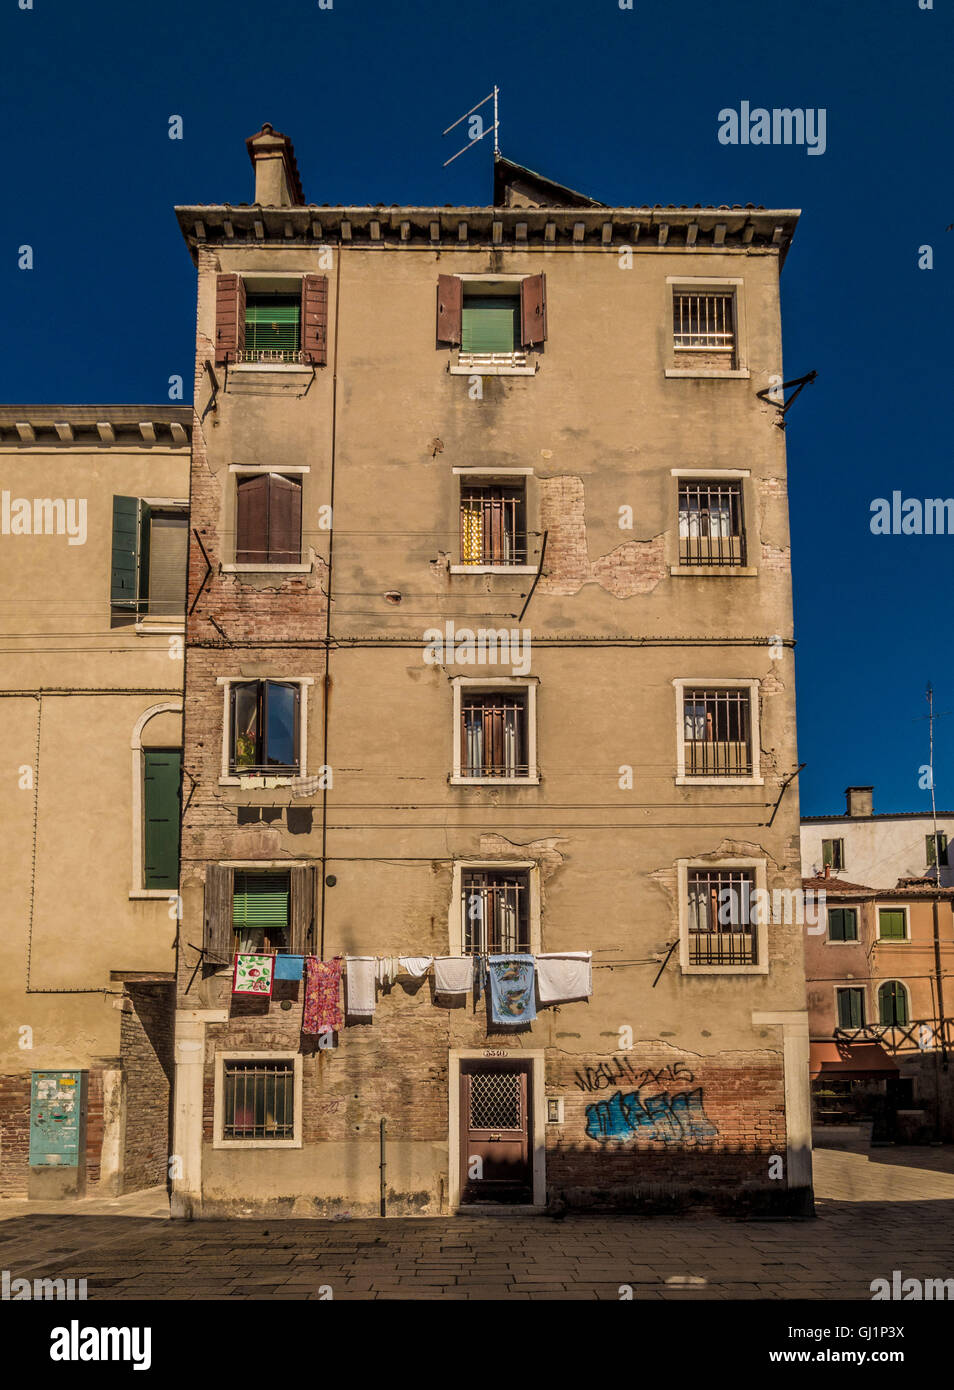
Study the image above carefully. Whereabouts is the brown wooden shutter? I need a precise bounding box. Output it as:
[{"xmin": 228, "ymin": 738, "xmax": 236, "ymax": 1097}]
[
  {"xmin": 236, "ymin": 474, "xmax": 269, "ymax": 564},
  {"xmin": 436, "ymin": 274, "xmax": 462, "ymax": 345},
  {"xmin": 203, "ymin": 864, "xmax": 234, "ymax": 964},
  {"xmin": 267, "ymin": 475, "xmax": 302, "ymax": 563},
  {"xmin": 215, "ymin": 274, "xmax": 246, "ymax": 365},
  {"xmin": 520, "ymin": 273, "xmax": 547, "ymax": 347},
  {"xmin": 289, "ymin": 865, "xmax": 316, "ymax": 955},
  {"xmin": 301, "ymin": 274, "xmax": 328, "ymax": 365}
]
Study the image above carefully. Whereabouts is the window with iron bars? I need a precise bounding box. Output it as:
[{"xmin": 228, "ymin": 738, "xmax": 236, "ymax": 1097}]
[
  {"xmin": 461, "ymin": 692, "xmax": 529, "ymax": 779},
  {"xmin": 678, "ymin": 480, "xmax": 746, "ymax": 567},
  {"xmin": 462, "ymin": 870, "xmax": 530, "ymax": 955},
  {"xmin": 687, "ymin": 868, "xmax": 758, "ymax": 965},
  {"xmin": 672, "ymin": 292, "xmax": 736, "ymax": 352},
  {"xmin": 460, "ymin": 483, "xmax": 527, "ymax": 566},
  {"xmin": 682, "ymin": 688, "xmax": 753, "ymax": 777},
  {"xmin": 223, "ymin": 1059, "xmax": 295, "ymax": 1140}
]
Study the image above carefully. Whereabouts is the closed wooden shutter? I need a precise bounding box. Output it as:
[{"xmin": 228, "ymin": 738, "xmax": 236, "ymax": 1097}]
[
  {"xmin": 146, "ymin": 512, "xmax": 189, "ymax": 618},
  {"xmin": 215, "ymin": 274, "xmax": 246, "ymax": 365},
  {"xmin": 520, "ymin": 273, "xmax": 547, "ymax": 346},
  {"xmin": 289, "ymin": 865, "xmax": 316, "ymax": 954},
  {"xmin": 436, "ymin": 274, "xmax": 462, "ymax": 345},
  {"xmin": 143, "ymin": 750, "xmax": 181, "ymax": 890},
  {"xmin": 267, "ymin": 475, "xmax": 302, "ymax": 563},
  {"xmin": 301, "ymin": 274, "xmax": 328, "ymax": 365},
  {"xmin": 111, "ymin": 496, "xmax": 141, "ymax": 609},
  {"xmin": 236, "ymin": 474, "xmax": 269, "ymax": 564},
  {"xmin": 203, "ymin": 865, "xmax": 234, "ymax": 963}
]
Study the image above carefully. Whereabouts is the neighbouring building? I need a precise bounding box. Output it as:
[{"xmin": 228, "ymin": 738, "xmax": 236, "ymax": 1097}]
[
  {"xmin": 171, "ymin": 124, "xmax": 812, "ymax": 1219},
  {"xmin": 0, "ymin": 406, "xmax": 190, "ymax": 1197},
  {"xmin": 802, "ymin": 788, "xmax": 954, "ymax": 1139}
]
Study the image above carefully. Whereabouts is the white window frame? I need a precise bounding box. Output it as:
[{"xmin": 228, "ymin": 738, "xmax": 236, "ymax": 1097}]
[
  {"xmin": 448, "ymin": 274, "xmax": 538, "ymax": 376},
  {"xmin": 451, "ymin": 676, "xmax": 539, "ymax": 786},
  {"xmin": 216, "ymin": 676, "xmax": 314, "ymax": 786},
  {"xmin": 213, "ymin": 1050, "xmax": 303, "ymax": 1150},
  {"xmin": 451, "ymin": 468, "xmax": 538, "ymax": 574},
  {"xmin": 133, "ymin": 497, "xmax": 189, "ymax": 634},
  {"xmin": 876, "ymin": 978, "xmax": 911, "ymax": 1026},
  {"xmin": 876, "ymin": 903, "xmax": 911, "ymax": 943},
  {"xmin": 833, "ymin": 983, "xmax": 868, "ymax": 1030},
  {"xmin": 669, "ymin": 468, "xmax": 757, "ymax": 577},
  {"xmin": 676, "ymin": 856, "xmax": 769, "ymax": 975},
  {"xmin": 230, "ymin": 273, "xmax": 313, "ymax": 374},
  {"xmin": 825, "ymin": 903, "xmax": 861, "ymax": 945},
  {"xmin": 672, "ymin": 677, "xmax": 763, "ymax": 786},
  {"xmin": 448, "ymin": 859, "xmax": 542, "ymax": 956},
  {"xmin": 665, "ymin": 276, "xmax": 750, "ymax": 380}
]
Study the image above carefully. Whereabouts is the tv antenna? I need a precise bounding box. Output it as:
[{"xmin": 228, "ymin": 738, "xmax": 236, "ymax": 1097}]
[{"xmin": 443, "ymin": 86, "xmax": 499, "ymax": 167}]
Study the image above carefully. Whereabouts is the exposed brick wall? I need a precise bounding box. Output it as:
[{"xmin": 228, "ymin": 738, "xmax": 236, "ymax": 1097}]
[
  {"xmin": 0, "ymin": 1073, "xmax": 31, "ymax": 1194},
  {"xmin": 121, "ymin": 984, "xmax": 175, "ymax": 1192},
  {"xmin": 85, "ymin": 1068, "xmax": 103, "ymax": 1186}
]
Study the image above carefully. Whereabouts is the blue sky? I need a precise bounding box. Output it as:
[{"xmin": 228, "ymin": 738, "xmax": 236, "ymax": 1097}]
[{"xmin": 2, "ymin": 0, "xmax": 951, "ymax": 815}]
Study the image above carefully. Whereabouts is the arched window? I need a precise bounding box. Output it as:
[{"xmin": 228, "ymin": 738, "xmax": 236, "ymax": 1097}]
[{"xmin": 878, "ymin": 980, "xmax": 909, "ymax": 1026}]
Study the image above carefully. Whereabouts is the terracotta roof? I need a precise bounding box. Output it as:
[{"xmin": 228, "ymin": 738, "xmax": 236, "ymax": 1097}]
[
  {"xmin": 802, "ymin": 874, "xmax": 954, "ymax": 900},
  {"xmin": 802, "ymin": 875, "xmax": 876, "ymax": 896}
]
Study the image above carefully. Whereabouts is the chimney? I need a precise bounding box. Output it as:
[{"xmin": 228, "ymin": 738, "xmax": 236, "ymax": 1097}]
[
  {"xmin": 845, "ymin": 786, "xmax": 874, "ymax": 818},
  {"xmin": 245, "ymin": 123, "xmax": 304, "ymax": 207}
]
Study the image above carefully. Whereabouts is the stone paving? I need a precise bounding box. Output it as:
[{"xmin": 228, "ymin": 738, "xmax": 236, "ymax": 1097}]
[{"xmin": 1, "ymin": 1143, "xmax": 953, "ymax": 1300}]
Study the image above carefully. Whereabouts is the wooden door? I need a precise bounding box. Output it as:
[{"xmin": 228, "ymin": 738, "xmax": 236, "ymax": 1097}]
[{"xmin": 460, "ymin": 1064, "xmax": 532, "ymax": 1204}]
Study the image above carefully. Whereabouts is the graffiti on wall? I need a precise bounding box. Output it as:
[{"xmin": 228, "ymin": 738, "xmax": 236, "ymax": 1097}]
[
  {"xmin": 584, "ymin": 1087, "xmax": 718, "ymax": 1146},
  {"xmin": 573, "ymin": 1058, "xmax": 695, "ymax": 1095}
]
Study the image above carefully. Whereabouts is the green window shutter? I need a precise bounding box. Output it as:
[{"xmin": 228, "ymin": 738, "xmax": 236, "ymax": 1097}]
[
  {"xmin": 232, "ymin": 871, "xmax": 290, "ymax": 930},
  {"xmin": 245, "ymin": 296, "xmax": 301, "ymax": 354},
  {"xmin": 878, "ymin": 909, "xmax": 906, "ymax": 940},
  {"xmin": 828, "ymin": 909, "xmax": 844, "ymax": 941},
  {"xmin": 838, "ymin": 989, "xmax": 864, "ymax": 1028},
  {"xmin": 461, "ymin": 297, "xmax": 520, "ymax": 353},
  {"xmin": 143, "ymin": 750, "xmax": 181, "ymax": 890},
  {"xmin": 111, "ymin": 496, "xmax": 141, "ymax": 608}
]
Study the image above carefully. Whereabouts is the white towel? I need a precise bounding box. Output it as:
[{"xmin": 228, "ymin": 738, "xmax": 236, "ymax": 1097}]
[
  {"xmin": 375, "ymin": 956, "xmax": 399, "ymax": 987},
  {"xmin": 399, "ymin": 956, "xmax": 433, "ymax": 978},
  {"xmin": 433, "ymin": 956, "xmax": 473, "ymax": 994},
  {"xmin": 536, "ymin": 952, "xmax": 592, "ymax": 1004},
  {"xmin": 346, "ymin": 956, "xmax": 376, "ymax": 1015}
]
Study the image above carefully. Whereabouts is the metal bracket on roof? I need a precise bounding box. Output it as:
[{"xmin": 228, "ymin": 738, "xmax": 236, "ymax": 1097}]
[
  {"xmin": 762, "ymin": 762, "xmax": 806, "ymax": 828},
  {"xmin": 188, "ymin": 528, "xmax": 213, "ymax": 615},
  {"xmin": 756, "ymin": 370, "xmax": 817, "ymax": 425},
  {"xmin": 200, "ymin": 360, "xmax": 219, "ymax": 422}
]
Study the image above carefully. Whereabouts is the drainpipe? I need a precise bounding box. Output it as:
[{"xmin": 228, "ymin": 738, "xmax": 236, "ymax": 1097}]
[{"xmin": 379, "ymin": 1117, "xmax": 387, "ymax": 1217}]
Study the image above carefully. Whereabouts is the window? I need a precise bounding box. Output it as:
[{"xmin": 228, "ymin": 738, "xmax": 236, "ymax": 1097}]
[
  {"xmin": 214, "ymin": 274, "xmax": 328, "ymax": 368},
  {"xmin": 235, "ymin": 473, "xmax": 302, "ymax": 565},
  {"xmin": 686, "ymin": 868, "xmax": 757, "ymax": 966},
  {"xmin": 460, "ymin": 482, "xmax": 527, "ymax": 566},
  {"xmin": 836, "ymin": 987, "xmax": 866, "ymax": 1029},
  {"xmin": 143, "ymin": 749, "xmax": 181, "ymax": 890},
  {"xmin": 878, "ymin": 981, "xmax": 909, "ymax": 1026},
  {"xmin": 678, "ymin": 479, "xmax": 745, "ymax": 567},
  {"xmin": 822, "ymin": 839, "xmax": 845, "ymax": 871},
  {"xmin": 232, "ymin": 870, "xmax": 290, "ymax": 952},
  {"xmin": 111, "ymin": 497, "xmax": 188, "ymax": 621},
  {"xmin": 461, "ymin": 691, "xmax": 529, "ymax": 779},
  {"xmin": 827, "ymin": 907, "xmax": 858, "ymax": 942},
  {"xmin": 437, "ymin": 274, "xmax": 546, "ymax": 373},
  {"xmin": 462, "ymin": 870, "xmax": 530, "ymax": 954},
  {"xmin": 230, "ymin": 680, "xmax": 300, "ymax": 774},
  {"xmin": 222, "ymin": 1059, "xmax": 295, "ymax": 1140},
  {"xmin": 927, "ymin": 833, "xmax": 948, "ymax": 868},
  {"xmin": 878, "ymin": 908, "xmax": 907, "ymax": 941},
  {"xmin": 673, "ymin": 291, "xmax": 735, "ymax": 355},
  {"xmin": 681, "ymin": 688, "xmax": 753, "ymax": 777}
]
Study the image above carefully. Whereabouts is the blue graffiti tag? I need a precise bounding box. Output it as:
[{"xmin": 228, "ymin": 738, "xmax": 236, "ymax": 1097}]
[{"xmin": 584, "ymin": 1087, "xmax": 718, "ymax": 1145}]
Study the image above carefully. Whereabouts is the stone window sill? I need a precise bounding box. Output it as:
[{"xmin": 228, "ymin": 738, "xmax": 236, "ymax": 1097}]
[
  {"xmin": 665, "ymin": 368, "xmax": 751, "ymax": 380},
  {"xmin": 670, "ymin": 565, "xmax": 758, "ymax": 578},
  {"xmin": 221, "ymin": 563, "xmax": 312, "ymax": 574},
  {"xmin": 450, "ymin": 565, "xmax": 538, "ymax": 575}
]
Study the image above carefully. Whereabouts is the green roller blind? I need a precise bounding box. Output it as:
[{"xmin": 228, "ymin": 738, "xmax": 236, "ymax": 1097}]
[
  {"xmin": 461, "ymin": 296, "xmax": 519, "ymax": 353},
  {"xmin": 232, "ymin": 871, "xmax": 290, "ymax": 929},
  {"xmin": 245, "ymin": 296, "xmax": 301, "ymax": 353},
  {"xmin": 143, "ymin": 750, "xmax": 181, "ymax": 890}
]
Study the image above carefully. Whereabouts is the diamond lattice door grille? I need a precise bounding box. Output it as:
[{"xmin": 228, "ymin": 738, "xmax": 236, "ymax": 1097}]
[{"xmin": 470, "ymin": 1072, "xmax": 522, "ymax": 1130}]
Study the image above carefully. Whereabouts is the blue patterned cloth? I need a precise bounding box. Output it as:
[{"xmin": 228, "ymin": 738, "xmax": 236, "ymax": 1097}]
[
  {"xmin": 274, "ymin": 954, "xmax": 304, "ymax": 981},
  {"xmin": 488, "ymin": 954, "xmax": 537, "ymax": 1025}
]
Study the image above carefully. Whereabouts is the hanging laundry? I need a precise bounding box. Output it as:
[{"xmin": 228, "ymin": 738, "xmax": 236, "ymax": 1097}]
[
  {"xmin": 346, "ymin": 956, "xmax": 376, "ymax": 1016},
  {"xmin": 433, "ymin": 956, "xmax": 473, "ymax": 994},
  {"xmin": 232, "ymin": 953, "xmax": 275, "ymax": 997},
  {"xmin": 375, "ymin": 956, "xmax": 399, "ymax": 988},
  {"xmin": 474, "ymin": 954, "xmax": 488, "ymax": 1006},
  {"xmin": 274, "ymin": 954, "xmax": 305, "ymax": 982},
  {"xmin": 289, "ymin": 773, "xmax": 321, "ymax": 797},
  {"xmin": 399, "ymin": 956, "xmax": 433, "ymax": 978},
  {"xmin": 488, "ymin": 954, "xmax": 537, "ymax": 1024},
  {"xmin": 303, "ymin": 957, "xmax": 343, "ymax": 1034},
  {"xmin": 535, "ymin": 951, "xmax": 593, "ymax": 1004}
]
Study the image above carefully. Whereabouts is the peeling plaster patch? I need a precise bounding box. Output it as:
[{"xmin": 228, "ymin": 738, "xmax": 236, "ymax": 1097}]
[
  {"xmin": 760, "ymin": 670, "xmax": 784, "ymax": 695},
  {"xmin": 538, "ymin": 476, "xmax": 667, "ymax": 597},
  {"xmin": 478, "ymin": 834, "xmax": 567, "ymax": 877}
]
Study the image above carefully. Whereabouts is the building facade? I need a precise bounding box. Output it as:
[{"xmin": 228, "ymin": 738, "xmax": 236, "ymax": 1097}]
[
  {"xmin": 171, "ymin": 125, "xmax": 812, "ymax": 1218},
  {"xmin": 0, "ymin": 406, "xmax": 190, "ymax": 1197},
  {"xmin": 802, "ymin": 785, "xmax": 954, "ymax": 888}
]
